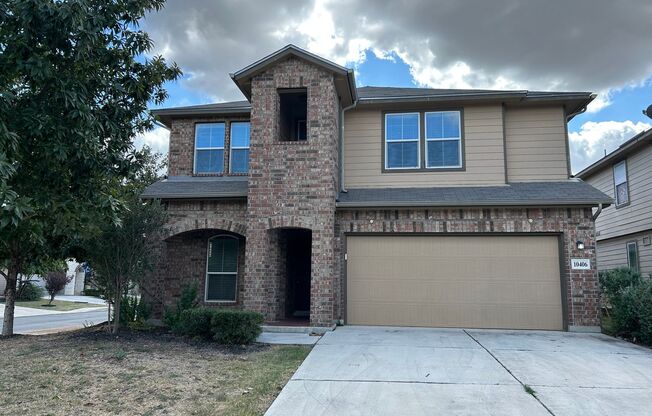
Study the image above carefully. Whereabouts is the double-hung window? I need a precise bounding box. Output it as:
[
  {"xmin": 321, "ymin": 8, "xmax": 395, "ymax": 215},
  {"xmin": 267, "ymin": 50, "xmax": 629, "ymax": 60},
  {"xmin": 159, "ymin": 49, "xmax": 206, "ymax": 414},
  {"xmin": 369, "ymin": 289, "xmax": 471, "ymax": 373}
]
[
  {"xmin": 385, "ymin": 113, "xmax": 420, "ymax": 169},
  {"xmin": 425, "ymin": 111, "xmax": 462, "ymax": 168},
  {"xmin": 205, "ymin": 236, "xmax": 239, "ymax": 302},
  {"xmin": 627, "ymin": 241, "xmax": 639, "ymax": 272},
  {"xmin": 613, "ymin": 161, "xmax": 629, "ymax": 206},
  {"xmin": 230, "ymin": 122, "xmax": 250, "ymax": 174},
  {"xmin": 194, "ymin": 123, "xmax": 225, "ymax": 174}
]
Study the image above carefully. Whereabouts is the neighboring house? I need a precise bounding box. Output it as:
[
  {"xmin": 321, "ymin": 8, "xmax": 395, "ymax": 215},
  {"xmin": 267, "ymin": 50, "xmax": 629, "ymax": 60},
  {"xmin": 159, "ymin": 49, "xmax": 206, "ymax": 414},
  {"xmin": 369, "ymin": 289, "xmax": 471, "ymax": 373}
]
[
  {"xmin": 142, "ymin": 45, "xmax": 612, "ymax": 332},
  {"xmin": 576, "ymin": 129, "xmax": 652, "ymax": 276},
  {"xmin": 0, "ymin": 273, "xmax": 5, "ymax": 296}
]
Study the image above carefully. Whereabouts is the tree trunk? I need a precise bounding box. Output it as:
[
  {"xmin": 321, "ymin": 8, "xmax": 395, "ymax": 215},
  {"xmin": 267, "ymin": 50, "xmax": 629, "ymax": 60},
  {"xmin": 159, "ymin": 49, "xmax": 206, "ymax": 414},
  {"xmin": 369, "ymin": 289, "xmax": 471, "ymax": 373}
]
[
  {"xmin": 112, "ymin": 284, "xmax": 121, "ymax": 334},
  {"xmin": 2, "ymin": 264, "xmax": 19, "ymax": 336}
]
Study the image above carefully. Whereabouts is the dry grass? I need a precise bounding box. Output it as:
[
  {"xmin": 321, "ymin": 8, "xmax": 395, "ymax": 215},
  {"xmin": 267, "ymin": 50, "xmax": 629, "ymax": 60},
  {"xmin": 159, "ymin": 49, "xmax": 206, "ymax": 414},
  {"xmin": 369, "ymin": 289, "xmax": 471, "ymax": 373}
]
[{"xmin": 0, "ymin": 327, "xmax": 310, "ymax": 415}]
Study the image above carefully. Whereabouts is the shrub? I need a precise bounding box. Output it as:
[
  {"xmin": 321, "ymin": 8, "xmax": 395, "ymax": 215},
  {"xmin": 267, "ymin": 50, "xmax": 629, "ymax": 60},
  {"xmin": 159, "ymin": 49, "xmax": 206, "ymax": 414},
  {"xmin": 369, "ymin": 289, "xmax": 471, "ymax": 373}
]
[
  {"xmin": 175, "ymin": 308, "xmax": 215, "ymax": 339},
  {"xmin": 42, "ymin": 271, "xmax": 72, "ymax": 304},
  {"xmin": 16, "ymin": 282, "xmax": 43, "ymax": 301},
  {"xmin": 599, "ymin": 267, "xmax": 652, "ymax": 345},
  {"xmin": 119, "ymin": 295, "xmax": 152, "ymax": 327},
  {"xmin": 210, "ymin": 310, "xmax": 264, "ymax": 345},
  {"xmin": 83, "ymin": 288, "xmax": 102, "ymax": 297},
  {"xmin": 174, "ymin": 307, "xmax": 264, "ymax": 345},
  {"xmin": 163, "ymin": 282, "xmax": 199, "ymax": 329}
]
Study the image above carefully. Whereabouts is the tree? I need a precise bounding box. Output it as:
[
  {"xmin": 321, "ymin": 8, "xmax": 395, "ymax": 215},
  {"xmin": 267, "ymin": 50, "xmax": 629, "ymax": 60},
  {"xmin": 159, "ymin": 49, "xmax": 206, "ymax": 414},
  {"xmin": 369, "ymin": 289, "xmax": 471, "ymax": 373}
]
[
  {"xmin": 42, "ymin": 270, "xmax": 72, "ymax": 305},
  {"xmin": 82, "ymin": 146, "xmax": 167, "ymax": 333},
  {"xmin": 0, "ymin": 0, "xmax": 181, "ymax": 336}
]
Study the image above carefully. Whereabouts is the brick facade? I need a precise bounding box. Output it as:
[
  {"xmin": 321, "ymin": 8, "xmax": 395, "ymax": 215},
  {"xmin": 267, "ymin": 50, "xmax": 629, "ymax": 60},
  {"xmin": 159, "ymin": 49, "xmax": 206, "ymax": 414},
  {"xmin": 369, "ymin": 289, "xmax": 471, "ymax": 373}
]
[
  {"xmin": 243, "ymin": 57, "xmax": 340, "ymax": 326},
  {"xmin": 144, "ymin": 54, "xmax": 602, "ymax": 331},
  {"xmin": 334, "ymin": 207, "xmax": 600, "ymax": 328},
  {"xmin": 168, "ymin": 115, "xmax": 250, "ymax": 176}
]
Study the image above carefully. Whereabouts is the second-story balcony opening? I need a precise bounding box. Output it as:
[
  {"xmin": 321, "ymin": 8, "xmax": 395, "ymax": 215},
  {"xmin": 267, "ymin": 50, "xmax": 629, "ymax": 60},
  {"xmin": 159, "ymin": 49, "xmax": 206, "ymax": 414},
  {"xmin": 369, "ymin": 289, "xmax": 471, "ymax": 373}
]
[{"xmin": 278, "ymin": 88, "xmax": 307, "ymax": 141}]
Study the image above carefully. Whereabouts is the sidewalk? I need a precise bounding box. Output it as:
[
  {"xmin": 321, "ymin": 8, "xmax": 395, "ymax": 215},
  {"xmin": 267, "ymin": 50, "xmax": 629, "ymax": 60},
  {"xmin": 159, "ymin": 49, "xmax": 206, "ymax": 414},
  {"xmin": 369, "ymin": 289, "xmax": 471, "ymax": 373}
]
[{"xmin": 1, "ymin": 295, "xmax": 107, "ymax": 318}]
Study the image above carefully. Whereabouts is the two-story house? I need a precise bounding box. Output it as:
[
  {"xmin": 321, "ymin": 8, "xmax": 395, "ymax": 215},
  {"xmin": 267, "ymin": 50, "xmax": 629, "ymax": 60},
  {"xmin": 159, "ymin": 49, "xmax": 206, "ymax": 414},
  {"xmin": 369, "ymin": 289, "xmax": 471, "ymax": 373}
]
[
  {"xmin": 576, "ymin": 128, "xmax": 652, "ymax": 276},
  {"xmin": 142, "ymin": 45, "xmax": 611, "ymax": 332}
]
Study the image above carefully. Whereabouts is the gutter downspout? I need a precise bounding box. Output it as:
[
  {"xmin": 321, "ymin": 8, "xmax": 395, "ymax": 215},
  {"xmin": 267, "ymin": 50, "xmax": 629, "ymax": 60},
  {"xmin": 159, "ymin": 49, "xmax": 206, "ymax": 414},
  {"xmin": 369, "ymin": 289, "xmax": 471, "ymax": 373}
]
[
  {"xmin": 592, "ymin": 203, "xmax": 603, "ymax": 221},
  {"xmin": 339, "ymin": 99, "xmax": 358, "ymax": 193}
]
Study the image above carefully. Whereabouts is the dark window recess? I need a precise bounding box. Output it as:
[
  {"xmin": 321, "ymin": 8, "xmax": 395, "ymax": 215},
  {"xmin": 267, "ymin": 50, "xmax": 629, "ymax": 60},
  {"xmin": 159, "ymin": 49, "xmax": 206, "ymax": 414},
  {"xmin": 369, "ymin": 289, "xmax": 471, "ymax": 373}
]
[{"xmin": 279, "ymin": 89, "xmax": 307, "ymax": 141}]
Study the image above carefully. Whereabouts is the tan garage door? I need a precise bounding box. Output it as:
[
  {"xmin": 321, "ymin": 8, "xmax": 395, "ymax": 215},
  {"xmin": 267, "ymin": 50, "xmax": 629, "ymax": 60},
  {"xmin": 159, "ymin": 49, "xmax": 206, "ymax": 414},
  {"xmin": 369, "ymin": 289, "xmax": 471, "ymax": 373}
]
[{"xmin": 346, "ymin": 235, "xmax": 563, "ymax": 330}]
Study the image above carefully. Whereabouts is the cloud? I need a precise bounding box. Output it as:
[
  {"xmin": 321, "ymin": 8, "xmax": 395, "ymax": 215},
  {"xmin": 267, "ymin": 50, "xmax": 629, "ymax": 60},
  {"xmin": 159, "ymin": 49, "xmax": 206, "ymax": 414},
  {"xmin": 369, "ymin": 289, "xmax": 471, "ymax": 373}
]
[
  {"xmin": 133, "ymin": 127, "xmax": 170, "ymax": 155},
  {"xmin": 143, "ymin": 0, "xmax": 652, "ymax": 105},
  {"xmin": 569, "ymin": 120, "xmax": 651, "ymax": 173}
]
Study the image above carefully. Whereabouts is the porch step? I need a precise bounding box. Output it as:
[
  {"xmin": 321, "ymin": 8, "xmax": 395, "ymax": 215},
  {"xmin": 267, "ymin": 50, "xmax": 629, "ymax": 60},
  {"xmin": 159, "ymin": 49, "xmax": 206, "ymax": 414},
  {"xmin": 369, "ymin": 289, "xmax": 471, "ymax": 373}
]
[{"xmin": 261, "ymin": 324, "xmax": 336, "ymax": 335}]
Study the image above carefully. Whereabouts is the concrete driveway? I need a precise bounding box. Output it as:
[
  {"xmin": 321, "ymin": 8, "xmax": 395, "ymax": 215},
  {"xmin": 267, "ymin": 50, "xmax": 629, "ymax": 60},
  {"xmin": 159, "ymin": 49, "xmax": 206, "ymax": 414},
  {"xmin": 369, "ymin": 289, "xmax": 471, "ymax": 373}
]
[{"xmin": 265, "ymin": 326, "xmax": 652, "ymax": 416}]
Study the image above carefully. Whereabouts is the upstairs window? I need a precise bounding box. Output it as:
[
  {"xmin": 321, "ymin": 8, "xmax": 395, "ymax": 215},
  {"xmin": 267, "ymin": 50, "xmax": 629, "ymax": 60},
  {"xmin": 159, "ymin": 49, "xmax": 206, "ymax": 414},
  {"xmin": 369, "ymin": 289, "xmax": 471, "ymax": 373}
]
[
  {"xmin": 425, "ymin": 111, "xmax": 462, "ymax": 168},
  {"xmin": 230, "ymin": 122, "xmax": 250, "ymax": 174},
  {"xmin": 613, "ymin": 161, "xmax": 629, "ymax": 206},
  {"xmin": 385, "ymin": 113, "xmax": 420, "ymax": 169},
  {"xmin": 194, "ymin": 123, "xmax": 225, "ymax": 174},
  {"xmin": 205, "ymin": 235, "xmax": 239, "ymax": 302},
  {"xmin": 279, "ymin": 88, "xmax": 307, "ymax": 141}
]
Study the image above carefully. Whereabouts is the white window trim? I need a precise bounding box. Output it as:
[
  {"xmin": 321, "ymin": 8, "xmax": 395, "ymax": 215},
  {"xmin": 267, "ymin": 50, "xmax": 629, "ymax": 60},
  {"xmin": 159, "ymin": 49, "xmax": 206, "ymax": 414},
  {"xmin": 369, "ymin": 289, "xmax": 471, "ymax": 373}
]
[
  {"xmin": 613, "ymin": 160, "xmax": 629, "ymax": 206},
  {"xmin": 384, "ymin": 112, "xmax": 421, "ymax": 170},
  {"xmin": 424, "ymin": 111, "xmax": 463, "ymax": 169},
  {"xmin": 204, "ymin": 234, "xmax": 238, "ymax": 303},
  {"xmin": 626, "ymin": 240, "xmax": 639, "ymax": 271},
  {"xmin": 194, "ymin": 123, "xmax": 225, "ymax": 175},
  {"xmin": 229, "ymin": 122, "xmax": 250, "ymax": 174}
]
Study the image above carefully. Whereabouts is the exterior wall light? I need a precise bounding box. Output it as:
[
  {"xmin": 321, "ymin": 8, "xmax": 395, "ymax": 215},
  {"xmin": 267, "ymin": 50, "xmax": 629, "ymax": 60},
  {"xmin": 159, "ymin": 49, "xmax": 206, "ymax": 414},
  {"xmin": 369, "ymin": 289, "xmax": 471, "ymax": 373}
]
[{"xmin": 576, "ymin": 241, "xmax": 585, "ymax": 250}]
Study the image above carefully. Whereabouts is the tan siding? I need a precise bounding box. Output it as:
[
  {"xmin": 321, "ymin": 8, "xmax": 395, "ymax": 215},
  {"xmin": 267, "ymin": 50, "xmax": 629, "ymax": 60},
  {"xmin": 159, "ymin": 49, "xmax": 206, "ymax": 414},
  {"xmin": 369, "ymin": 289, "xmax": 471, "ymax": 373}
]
[
  {"xmin": 505, "ymin": 106, "xmax": 569, "ymax": 182},
  {"xmin": 586, "ymin": 144, "xmax": 652, "ymax": 240},
  {"xmin": 596, "ymin": 230, "xmax": 652, "ymax": 275},
  {"xmin": 343, "ymin": 105, "xmax": 505, "ymax": 188}
]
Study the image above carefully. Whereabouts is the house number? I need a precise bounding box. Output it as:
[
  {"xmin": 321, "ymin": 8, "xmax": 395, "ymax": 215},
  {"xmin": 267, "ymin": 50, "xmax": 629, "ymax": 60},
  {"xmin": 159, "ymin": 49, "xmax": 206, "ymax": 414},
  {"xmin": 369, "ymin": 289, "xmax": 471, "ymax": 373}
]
[{"xmin": 571, "ymin": 259, "xmax": 591, "ymax": 270}]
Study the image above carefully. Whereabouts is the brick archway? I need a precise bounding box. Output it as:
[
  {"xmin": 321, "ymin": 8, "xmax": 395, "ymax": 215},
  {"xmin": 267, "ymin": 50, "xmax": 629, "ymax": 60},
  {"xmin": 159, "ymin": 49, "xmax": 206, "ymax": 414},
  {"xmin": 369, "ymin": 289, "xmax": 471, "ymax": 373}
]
[{"xmin": 164, "ymin": 217, "xmax": 247, "ymax": 239}]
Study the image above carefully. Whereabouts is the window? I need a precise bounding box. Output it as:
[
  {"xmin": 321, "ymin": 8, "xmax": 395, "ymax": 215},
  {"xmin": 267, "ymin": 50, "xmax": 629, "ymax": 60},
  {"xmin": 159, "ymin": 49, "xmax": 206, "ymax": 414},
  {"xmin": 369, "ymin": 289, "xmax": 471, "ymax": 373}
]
[
  {"xmin": 425, "ymin": 111, "xmax": 462, "ymax": 168},
  {"xmin": 230, "ymin": 122, "xmax": 250, "ymax": 174},
  {"xmin": 205, "ymin": 236, "xmax": 239, "ymax": 302},
  {"xmin": 613, "ymin": 161, "xmax": 629, "ymax": 206},
  {"xmin": 194, "ymin": 123, "xmax": 225, "ymax": 174},
  {"xmin": 385, "ymin": 113, "xmax": 420, "ymax": 169},
  {"xmin": 627, "ymin": 241, "xmax": 639, "ymax": 272},
  {"xmin": 279, "ymin": 89, "xmax": 307, "ymax": 141}
]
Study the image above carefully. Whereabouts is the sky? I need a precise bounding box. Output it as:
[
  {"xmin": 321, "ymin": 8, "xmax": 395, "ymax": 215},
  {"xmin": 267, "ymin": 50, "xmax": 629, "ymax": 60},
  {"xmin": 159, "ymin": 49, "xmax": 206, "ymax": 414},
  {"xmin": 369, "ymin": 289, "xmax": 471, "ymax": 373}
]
[{"xmin": 135, "ymin": 0, "xmax": 652, "ymax": 174}]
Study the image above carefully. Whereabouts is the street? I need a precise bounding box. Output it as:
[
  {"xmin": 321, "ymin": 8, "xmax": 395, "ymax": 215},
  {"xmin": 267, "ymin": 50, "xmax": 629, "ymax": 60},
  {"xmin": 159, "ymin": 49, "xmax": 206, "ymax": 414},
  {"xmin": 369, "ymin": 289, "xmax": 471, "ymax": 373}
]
[{"xmin": 0, "ymin": 309, "xmax": 107, "ymax": 334}]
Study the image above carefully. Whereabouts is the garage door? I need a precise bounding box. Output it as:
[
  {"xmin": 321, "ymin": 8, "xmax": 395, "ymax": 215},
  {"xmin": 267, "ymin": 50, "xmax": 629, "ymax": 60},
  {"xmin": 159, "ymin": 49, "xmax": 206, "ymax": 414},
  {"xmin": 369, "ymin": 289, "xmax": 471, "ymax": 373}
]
[{"xmin": 346, "ymin": 235, "xmax": 563, "ymax": 330}]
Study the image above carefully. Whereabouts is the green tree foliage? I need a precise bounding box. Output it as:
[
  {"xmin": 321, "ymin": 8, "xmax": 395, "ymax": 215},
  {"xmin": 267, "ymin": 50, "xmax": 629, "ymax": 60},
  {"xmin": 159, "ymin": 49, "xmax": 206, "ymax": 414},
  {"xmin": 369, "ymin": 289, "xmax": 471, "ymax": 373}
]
[
  {"xmin": 0, "ymin": 0, "xmax": 181, "ymax": 335},
  {"xmin": 82, "ymin": 147, "xmax": 167, "ymax": 333}
]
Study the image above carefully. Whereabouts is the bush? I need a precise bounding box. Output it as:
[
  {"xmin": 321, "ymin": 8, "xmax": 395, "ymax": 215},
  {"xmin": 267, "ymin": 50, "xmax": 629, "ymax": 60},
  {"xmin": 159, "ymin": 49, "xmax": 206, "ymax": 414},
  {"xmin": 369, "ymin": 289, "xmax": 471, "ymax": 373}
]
[
  {"xmin": 16, "ymin": 282, "xmax": 43, "ymax": 301},
  {"xmin": 83, "ymin": 288, "xmax": 102, "ymax": 297},
  {"xmin": 599, "ymin": 267, "xmax": 652, "ymax": 345},
  {"xmin": 119, "ymin": 295, "xmax": 152, "ymax": 327},
  {"xmin": 210, "ymin": 310, "xmax": 264, "ymax": 345},
  {"xmin": 175, "ymin": 307, "xmax": 264, "ymax": 345},
  {"xmin": 43, "ymin": 271, "xmax": 72, "ymax": 304},
  {"xmin": 163, "ymin": 282, "xmax": 199, "ymax": 329},
  {"xmin": 175, "ymin": 307, "xmax": 215, "ymax": 339}
]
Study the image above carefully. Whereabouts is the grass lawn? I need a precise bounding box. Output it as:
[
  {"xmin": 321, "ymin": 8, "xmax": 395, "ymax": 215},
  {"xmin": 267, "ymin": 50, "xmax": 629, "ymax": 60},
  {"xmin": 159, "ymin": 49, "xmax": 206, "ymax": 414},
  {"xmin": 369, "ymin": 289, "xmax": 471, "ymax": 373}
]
[
  {"xmin": 6, "ymin": 299, "xmax": 106, "ymax": 311},
  {"xmin": 0, "ymin": 327, "xmax": 310, "ymax": 415}
]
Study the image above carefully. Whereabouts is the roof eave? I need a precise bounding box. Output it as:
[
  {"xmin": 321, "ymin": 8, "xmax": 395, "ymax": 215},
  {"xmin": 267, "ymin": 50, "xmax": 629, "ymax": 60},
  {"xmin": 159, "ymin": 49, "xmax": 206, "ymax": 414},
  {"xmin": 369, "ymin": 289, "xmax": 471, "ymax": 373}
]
[
  {"xmin": 336, "ymin": 200, "xmax": 612, "ymax": 208},
  {"xmin": 576, "ymin": 129, "xmax": 652, "ymax": 179},
  {"xmin": 141, "ymin": 193, "xmax": 247, "ymax": 200}
]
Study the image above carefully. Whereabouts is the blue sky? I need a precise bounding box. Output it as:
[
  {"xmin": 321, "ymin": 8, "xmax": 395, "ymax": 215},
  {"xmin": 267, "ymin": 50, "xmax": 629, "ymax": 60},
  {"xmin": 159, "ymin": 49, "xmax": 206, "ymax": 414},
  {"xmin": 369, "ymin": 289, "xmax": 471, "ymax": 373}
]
[{"xmin": 138, "ymin": 1, "xmax": 652, "ymax": 174}]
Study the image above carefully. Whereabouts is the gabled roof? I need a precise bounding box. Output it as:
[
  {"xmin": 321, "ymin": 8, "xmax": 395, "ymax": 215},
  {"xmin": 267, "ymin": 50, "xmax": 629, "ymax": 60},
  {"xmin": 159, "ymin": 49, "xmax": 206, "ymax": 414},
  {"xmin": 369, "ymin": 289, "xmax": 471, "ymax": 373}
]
[
  {"xmin": 152, "ymin": 100, "xmax": 251, "ymax": 128},
  {"xmin": 575, "ymin": 128, "xmax": 652, "ymax": 179},
  {"xmin": 336, "ymin": 181, "xmax": 612, "ymax": 208},
  {"xmin": 230, "ymin": 44, "xmax": 357, "ymax": 106}
]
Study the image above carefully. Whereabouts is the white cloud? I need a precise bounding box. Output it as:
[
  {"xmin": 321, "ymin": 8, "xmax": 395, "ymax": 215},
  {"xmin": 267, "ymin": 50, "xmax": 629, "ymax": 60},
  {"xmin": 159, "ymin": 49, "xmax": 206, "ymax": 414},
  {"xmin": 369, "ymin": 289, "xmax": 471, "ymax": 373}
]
[
  {"xmin": 143, "ymin": 1, "xmax": 652, "ymax": 104},
  {"xmin": 133, "ymin": 126, "xmax": 170, "ymax": 155},
  {"xmin": 570, "ymin": 120, "xmax": 651, "ymax": 173}
]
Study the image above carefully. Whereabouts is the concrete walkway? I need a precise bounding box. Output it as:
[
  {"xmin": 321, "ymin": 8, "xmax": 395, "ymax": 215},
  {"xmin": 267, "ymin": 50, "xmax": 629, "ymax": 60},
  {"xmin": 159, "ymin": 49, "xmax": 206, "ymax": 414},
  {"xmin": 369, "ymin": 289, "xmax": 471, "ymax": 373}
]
[{"xmin": 265, "ymin": 326, "xmax": 652, "ymax": 416}]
